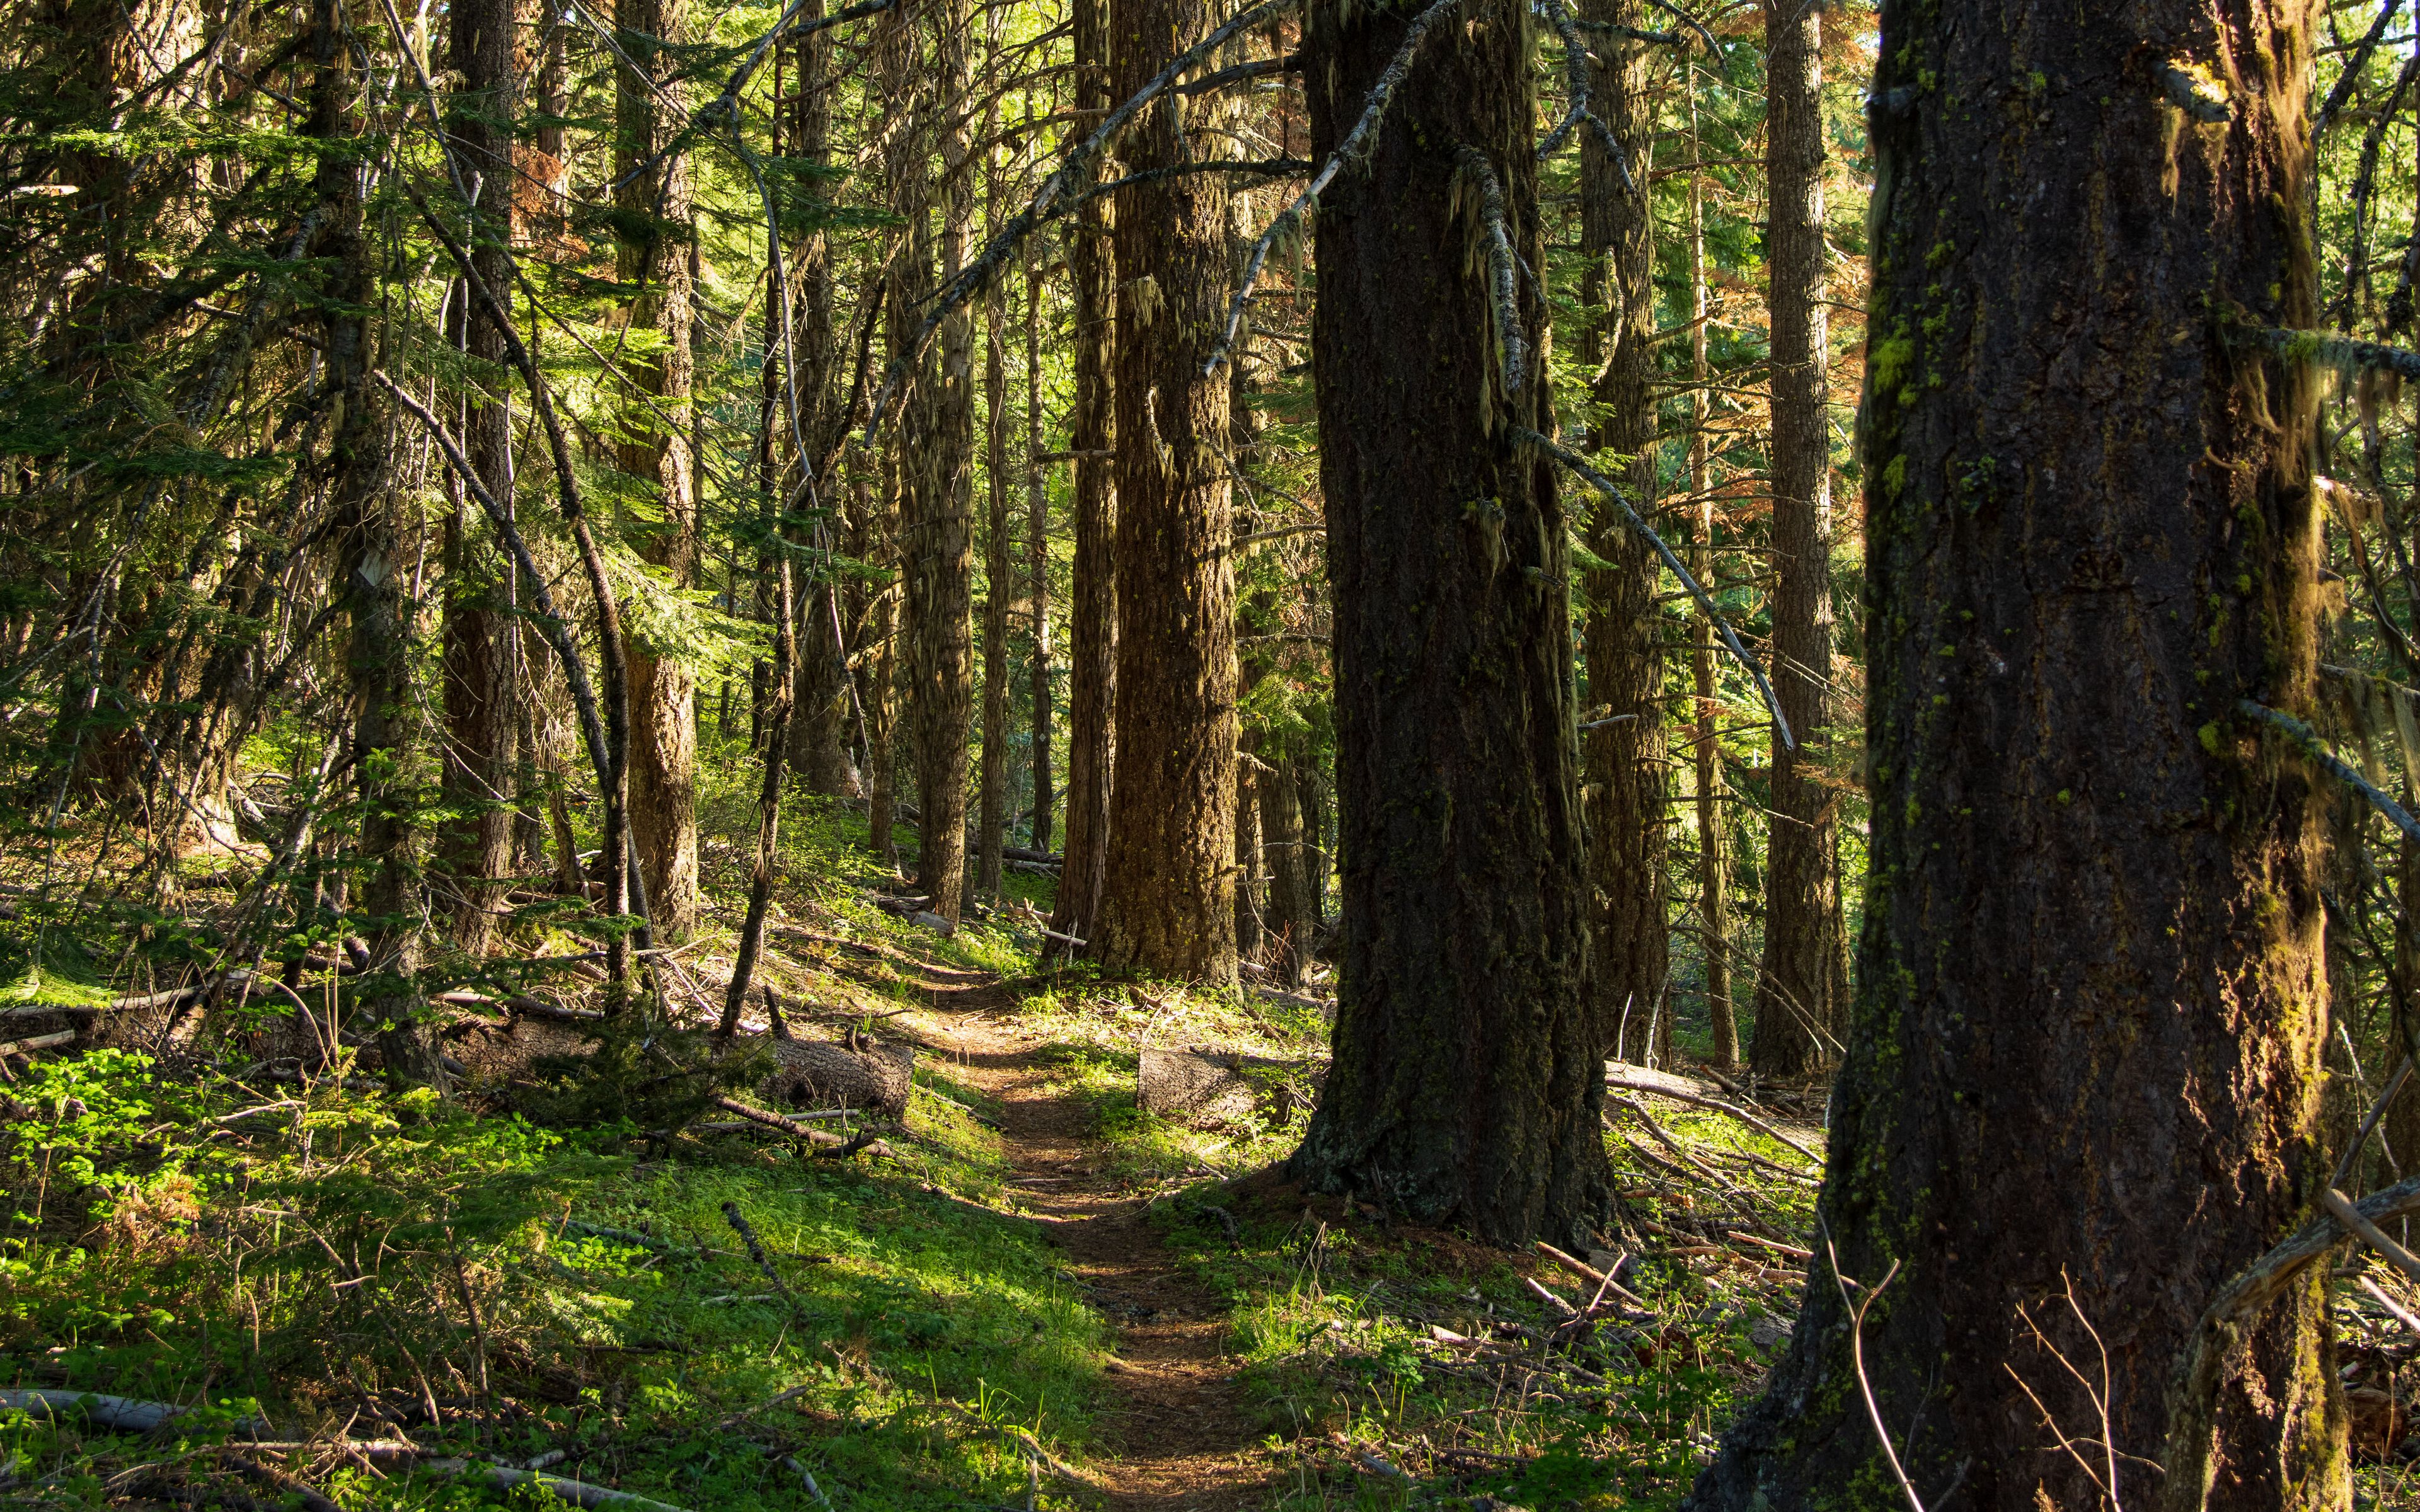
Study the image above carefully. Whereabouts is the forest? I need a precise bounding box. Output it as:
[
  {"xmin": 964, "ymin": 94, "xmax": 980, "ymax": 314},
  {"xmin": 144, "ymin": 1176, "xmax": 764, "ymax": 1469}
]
[{"xmin": 3, "ymin": 0, "xmax": 2420, "ymax": 1506}]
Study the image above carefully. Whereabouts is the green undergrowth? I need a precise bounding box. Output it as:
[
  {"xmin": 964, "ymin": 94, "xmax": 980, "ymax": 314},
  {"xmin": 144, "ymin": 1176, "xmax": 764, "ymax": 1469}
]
[
  {"xmin": 0, "ymin": 1034, "xmax": 1105, "ymax": 1511},
  {"xmin": 975, "ymin": 971, "xmax": 1809, "ymax": 1511}
]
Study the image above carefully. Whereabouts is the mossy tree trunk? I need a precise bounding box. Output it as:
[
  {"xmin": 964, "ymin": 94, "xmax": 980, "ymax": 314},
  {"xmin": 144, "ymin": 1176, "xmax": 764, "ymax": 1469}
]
[
  {"xmin": 1285, "ymin": 0, "xmax": 1607, "ymax": 1247},
  {"xmin": 1578, "ymin": 0, "xmax": 1669, "ymax": 1068},
  {"xmin": 1690, "ymin": 2, "xmax": 2342, "ymax": 1506},
  {"xmin": 1087, "ymin": 0, "xmax": 1237, "ymax": 984},
  {"xmin": 1747, "ymin": 0, "xmax": 1841, "ymax": 1077}
]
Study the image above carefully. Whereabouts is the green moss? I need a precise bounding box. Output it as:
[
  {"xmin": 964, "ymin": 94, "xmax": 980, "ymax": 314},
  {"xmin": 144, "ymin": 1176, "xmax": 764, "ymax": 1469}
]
[
  {"xmin": 1882, "ymin": 453, "xmax": 1908, "ymax": 497},
  {"xmin": 2200, "ymin": 721, "xmax": 2223, "ymax": 754}
]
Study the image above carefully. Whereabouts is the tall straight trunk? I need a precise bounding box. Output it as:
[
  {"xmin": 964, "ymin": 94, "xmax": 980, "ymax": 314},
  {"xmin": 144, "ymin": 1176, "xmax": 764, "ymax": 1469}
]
[
  {"xmin": 976, "ymin": 141, "xmax": 1011, "ymax": 899},
  {"xmin": 785, "ymin": 0, "xmax": 859, "ymax": 798},
  {"xmin": 887, "ymin": 0, "xmax": 975, "ymax": 921},
  {"xmin": 1299, "ymin": 746, "xmax": 1327, "ymax": 928},
  {"xmin": 1091, "ymin": 0, "xmax": 1237, "ymax": 983},
  {"xmin": 1578, "ymin": 3, "xmax": 1668, "ymax": 1065},
  {"xmin": 1234, "ymin": 733, "xmax": 1264, "ymax": 959},
  {"xmin": 1047, "ymin": 0, "xmax": 1115, "ymax": 949},
  {"xmin": 309, "ymin": 0, "xmax": 441, "ymax": 1085},
  {"xmin": 614, "ymin": 0, "xmax": 699, "ymax": 939},
  {"xmin": 1748, "ymin": 0, "xmax": 1840, "ymax": 1075},
  {"xmin": 1026, "ymin": 249, "xmax": 1054, "ymax": 853},
  {"xmin": 441, "ymin": 0, "xmax": 521, "ymax": 954},
  {"xmin": 1693, "ymin": 0, "xmax": 2338, "ymax": 1504},
  {"xmin": 1686, "ymin": 94, "xmax": 1736, "ymax": 1071},
  {"xmin": 1286, "ymin": 0, "xmax": 1605, "ymax": 1246},
  {"xmin": 1258, "ymin": 746, "xmax": 1311, "ymax": 986}
]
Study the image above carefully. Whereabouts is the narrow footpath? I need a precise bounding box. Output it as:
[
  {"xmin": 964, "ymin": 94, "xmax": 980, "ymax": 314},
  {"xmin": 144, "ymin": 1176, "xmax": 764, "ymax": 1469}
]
[{"xmin": 904, "ymin": 966, "xmax": 1274, "ymax": 1511}]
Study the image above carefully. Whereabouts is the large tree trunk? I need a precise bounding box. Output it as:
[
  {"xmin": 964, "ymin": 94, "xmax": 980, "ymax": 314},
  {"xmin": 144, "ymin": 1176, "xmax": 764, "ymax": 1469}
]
[
  {"xmin": 1284, "ymin": 0, "xmax": 1606, "ymax": 1247},
  {"xmin": 1047, "ymin": 0, "xmax": 1116, "ymax": 953},
  {"xmin": 1578, "ymin": 4, "xmax": 1668, "ymax": 1068},
  {"xmin": 614, "ymin": 0, "xmax": 699, "ymax": 939},
  {"xmin": 1691, "ymin": 1, "xmax": 2340, "ymax": 1505},
  {"xmin": 783, "ymin": 2, "xmax": 858, "ymax": 800},
  {"xmin": 440, "ymin": 0, "xmax": 522, "ymax": 956},
  {"xmin": 858, "ymin": 457, "xmax": 902, "ymax": 871},
  {"xmin": 1089, "ymin": 0, "xmax": 1238, "ymax": 984},
  {"xmin": 885, "ymin": 0, "xmax": 976, "ymax": 922},
  {"xmin": 309, "ymin": 0, "xmax": 441, "ymax": 1087},
  {"xmin": 1747, "ymin": 0, "xmax": 1841, "ymax": 1076},
  {"xmin": 1685, "ymin": 94, "xmax": 1736, "ymax": 1072}
]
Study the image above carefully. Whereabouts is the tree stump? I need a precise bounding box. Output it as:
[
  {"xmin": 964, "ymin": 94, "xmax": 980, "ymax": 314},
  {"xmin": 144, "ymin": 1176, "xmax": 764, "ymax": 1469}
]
[{"xmin": 1137, "ymin": 1047, "xmax": 1257, "ymax": 1126}]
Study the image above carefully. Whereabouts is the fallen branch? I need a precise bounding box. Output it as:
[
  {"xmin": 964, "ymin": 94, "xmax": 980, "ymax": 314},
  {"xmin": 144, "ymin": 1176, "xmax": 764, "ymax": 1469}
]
[
  {"xmin": 424, "ymin": 1458, "xmax": 694, "ymax": 1511},
  {"xmin": 0, "ymin": 1390, "xmax": 268, "ymax": 1438},
  {"xmin": 1534, "ymin": 1240, "xmax": 1651, "ymax": 1308},
  {"xmin": 0, "ymin": 1029, "xmax": 77, "ymax": 1057},
  {"xmin": 1605, "ymin": 1062, "xmax": 1824, "ymax": 1166},
  {"xmin": 2322, "ymin": 1186, "xmax": 2420, "ymax": 1286},
  {"xmin": 710, "ymin": 1095, "xmax": 894, "ymax": 1157}
]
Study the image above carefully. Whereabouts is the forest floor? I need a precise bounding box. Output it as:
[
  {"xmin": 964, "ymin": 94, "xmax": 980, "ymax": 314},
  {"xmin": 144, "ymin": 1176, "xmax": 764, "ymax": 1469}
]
[{"xmin": 5, "ymin": 794, "xmax": 2418, "ymax": 1509}]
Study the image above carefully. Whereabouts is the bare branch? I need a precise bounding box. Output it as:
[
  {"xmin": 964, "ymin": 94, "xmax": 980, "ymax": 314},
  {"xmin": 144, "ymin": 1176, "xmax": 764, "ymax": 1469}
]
[
  {"xmin": 1513, "ymin": 427, "xmax": 1794, "ymax": 750},
  {"xmin": 1205, "ymin": 0, "xmax": 1466, "ymax": 375},
  {"xmin": 1454, "ymin": 148, "xmax": 1526, "ymax": 394}
]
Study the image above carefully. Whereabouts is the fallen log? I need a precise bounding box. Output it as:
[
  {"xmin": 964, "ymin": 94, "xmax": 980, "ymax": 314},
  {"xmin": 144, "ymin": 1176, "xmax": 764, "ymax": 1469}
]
[
  {"xmin": 1137, "ymin": 1047, "xmax": 1257, "ymax": 1126},
  {"xmin": 0, "ymin": 1389, "xmax": 268, "ymax": 1437},
  {"xmin": 759, "ymin": 1035, "xmax": 913, "ymax": 1117},
  {"xmin": 0, "ymin": 1029, "xmax": 77, "ymax": 1058},
  {"xmin": 431, "ymin": 990, "xmax": 603, "ymax": 1025}
]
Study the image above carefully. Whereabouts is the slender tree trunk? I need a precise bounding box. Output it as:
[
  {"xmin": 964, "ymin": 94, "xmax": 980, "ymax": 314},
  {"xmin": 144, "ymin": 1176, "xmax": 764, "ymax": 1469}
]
[
  {"xmin": 1578, "ymin": 3, "xmax": 1668, "ymax": 1066},
  {"xmin": 1026, "ymin": 248, "xmax": 1054, "ymax": 854},
  {"xmin": 1234, "ymin": 734, "xmax": 1264, "ymax": 960},
  {"xmin": 976, "ymin": 139, "xmax": 1011, "ymax": 900},
  {"xmin": 1299, "ymin": 746, "xmax": 1327, "ymax": 929},
  {"xmin": 857, "ymin": 455, "xmax": 901, "ymax": 871},
  {"xmin": 441, "ymin": 0, "xmax": 521, "ymax": 955},
  {"xmin": 614, "ymin": 0, "xmax": 699, "ymax": 939},
  {"xmin": 309, "ymin": 0, "xmax": 441, "ymax": 1086},
  {"xmin": 1693, "ymin": 0, "xmax": 2339, "ymax": 1503},
  {"xmin": 1048, "ymin": 0, "xmax": 1115, "ymax": 951},
  {"xmin": 1686, "ymin": 91, "xmax": 1735, "ymax": 1071},
  {"xmin": 1286, "ymin": 0, "xmax": 1606, "ymax": 1246},
  {"xmin": 1747, "ymin": 0, "xmax": 1840, "ymax": 1075},
  {"xmin": 1258, "ymin": 747, "xmax": 1311, "ymax": 987},
  {"xmin": 1090, "ymin": 0, "xmax": 1238, "ymax": 983}
]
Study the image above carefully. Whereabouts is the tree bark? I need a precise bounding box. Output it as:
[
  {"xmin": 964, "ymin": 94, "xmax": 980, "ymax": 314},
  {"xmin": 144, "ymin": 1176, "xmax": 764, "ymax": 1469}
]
[
  {"xmin": 1047, "ymin": 0, "xmax": 1116, "ymax": 953},
  {"xmin": 1685, "ymin": 91, "xmax": 1736, "ymax": 1072},
  {"xmin": 1691, "ymin": 1, "xmax": 2341, "ymax": 1504},
  {"xmin": 1746, "ymin": 0, "xmax": 1841, "ymax": 1077},
  {"xmin": 1578, "ymin": 3, "xmax": 1669, "ymax": 1068},
  {"xmin": 782, "ymin": 0, "xmax": 858, "ymax": 800},
  {"xmin": 1089, "ymin": 0, "xmax": 1238, "ymax": 985},
  {"xmin": 1026, "ymin": 246, "xmax": 1055, "ymax": 853},
  {"xmin": 887, "ymin": 0, "xmax": 976, "ymax": 922},
  {"xmin": 1258, "ymin": 743, "xmax": 1311, "ymax": 987},
  {"xmin": 309, "ymin": 0, "xmax": 441, "ymax": 1087},
  {"xmin": 614, "ymin": 0, "xmax": 699, "ymax": 939},
  {"xmin": 1284, "ymin": 0, "xmax": 1607, "ymax": 1247},
  {"xmin": 440, "ymin": 0, "xmax": 522, "ymax": 956},
  {"xmin": 976, "ymin": 136, "xmax": 1011, "ymax": 900}
]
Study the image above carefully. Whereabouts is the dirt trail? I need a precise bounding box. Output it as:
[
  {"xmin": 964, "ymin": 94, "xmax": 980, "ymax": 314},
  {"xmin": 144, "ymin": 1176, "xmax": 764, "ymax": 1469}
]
[{"xmin": 904, "ymin": 965, "xmax": 1272, "ymax": 1511}]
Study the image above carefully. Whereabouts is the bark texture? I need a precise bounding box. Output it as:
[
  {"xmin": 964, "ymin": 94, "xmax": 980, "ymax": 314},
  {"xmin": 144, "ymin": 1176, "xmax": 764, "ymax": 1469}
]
[
  {"xmin": 614, "ymin": 0, "xmax": 699, "ymax": 939},
  {"xmin": 441, "ymin": 0, "xmax": 522, "ymax": 954},
  {"xmin": 1747, "ymin": 0, "xmax": 1840, "ymax": 1075},
  {"xmin": 1686, "ymin": 94, "xmax": 1735, "ymax": 1070},
  {"xmin": 1047, "ymin": 0, "xmax": 1115, "ymax": 950},
  {"xmin": 311, "ymin": 0, "xmax": 441, "ymax": 1085},
  {"xmin": 1689, "ymin": 3, "xmax": 2342, "ymax": 1506},
  {"xmin": 1025, "ymin": 253, "xmax": 1055, "ymax": 852},
  {"xmin": 1089, "ymin": 0, "xmax": 1238, "ymax": 983},
  {"xmin": 1285, "ymin": 0, "xmax": 1607, "ymax": 1248},
  {"xmin": 1578, "ymin": 3, "xmax": 1669, "ymax": 1068}
]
